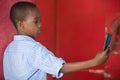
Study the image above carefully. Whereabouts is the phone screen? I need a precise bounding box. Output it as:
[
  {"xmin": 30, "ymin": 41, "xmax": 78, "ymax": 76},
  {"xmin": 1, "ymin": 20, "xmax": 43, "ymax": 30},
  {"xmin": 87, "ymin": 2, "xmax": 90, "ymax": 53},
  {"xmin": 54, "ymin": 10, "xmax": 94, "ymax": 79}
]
[{"xmin": 103, "ymin": 34, "xmax": 112, "ymax": 50}]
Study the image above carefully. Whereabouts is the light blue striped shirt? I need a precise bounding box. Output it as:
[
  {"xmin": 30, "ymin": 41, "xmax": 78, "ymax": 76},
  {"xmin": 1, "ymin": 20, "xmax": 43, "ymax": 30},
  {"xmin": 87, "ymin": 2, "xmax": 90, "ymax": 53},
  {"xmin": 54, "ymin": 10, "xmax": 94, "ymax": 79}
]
[{"xmin": 3, "ymin": 35, "xmax": 65, "ymax": 80}]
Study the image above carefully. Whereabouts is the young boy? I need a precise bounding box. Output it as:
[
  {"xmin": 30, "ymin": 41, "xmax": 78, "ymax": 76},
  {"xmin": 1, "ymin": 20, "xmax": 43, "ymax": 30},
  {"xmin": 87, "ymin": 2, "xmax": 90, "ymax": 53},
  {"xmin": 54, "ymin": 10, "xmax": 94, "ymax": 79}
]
[{"xmin": 3, "ymin": 1, "xmax": 109, "ymax": 80}]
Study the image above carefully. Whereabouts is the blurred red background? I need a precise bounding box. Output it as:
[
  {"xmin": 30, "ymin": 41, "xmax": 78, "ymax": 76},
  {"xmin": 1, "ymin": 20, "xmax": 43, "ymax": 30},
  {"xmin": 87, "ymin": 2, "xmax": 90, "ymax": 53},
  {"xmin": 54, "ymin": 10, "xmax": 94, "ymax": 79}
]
[{"xmin": 0, "ymin": 0, "xmax": 120, "ymax": 80}]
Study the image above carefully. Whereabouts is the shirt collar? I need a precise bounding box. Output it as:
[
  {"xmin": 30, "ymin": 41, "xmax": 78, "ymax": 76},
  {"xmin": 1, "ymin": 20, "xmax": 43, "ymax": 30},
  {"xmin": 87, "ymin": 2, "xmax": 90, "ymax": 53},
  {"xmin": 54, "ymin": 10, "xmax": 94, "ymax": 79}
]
[{"xmin": 14, "ymin": 35, "xmax": 36, "ymax": 42}]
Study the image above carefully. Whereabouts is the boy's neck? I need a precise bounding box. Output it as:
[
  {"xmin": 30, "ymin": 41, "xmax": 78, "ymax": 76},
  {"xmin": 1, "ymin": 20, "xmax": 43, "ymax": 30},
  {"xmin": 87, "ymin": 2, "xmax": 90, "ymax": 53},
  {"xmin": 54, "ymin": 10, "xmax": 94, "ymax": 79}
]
[{"xmin": 17, "ymin": 33, "xmax": 35, "ymax": 39}]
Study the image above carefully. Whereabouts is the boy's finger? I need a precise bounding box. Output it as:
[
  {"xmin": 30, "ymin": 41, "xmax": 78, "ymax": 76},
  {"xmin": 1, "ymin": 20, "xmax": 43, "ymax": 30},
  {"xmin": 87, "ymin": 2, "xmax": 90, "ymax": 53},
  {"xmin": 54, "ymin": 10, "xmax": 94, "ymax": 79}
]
[{"xmin": 104, "ymin": 47, "xmax": 110, "ymax": 55}]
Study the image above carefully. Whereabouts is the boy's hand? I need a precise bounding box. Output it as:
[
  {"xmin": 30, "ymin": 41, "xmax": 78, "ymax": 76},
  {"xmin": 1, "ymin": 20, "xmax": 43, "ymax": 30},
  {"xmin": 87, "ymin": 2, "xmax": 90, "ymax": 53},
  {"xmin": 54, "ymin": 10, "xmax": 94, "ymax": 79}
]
[{"xmin": 92, "ymin": 47, "xmax": 110, "ymax": 66}]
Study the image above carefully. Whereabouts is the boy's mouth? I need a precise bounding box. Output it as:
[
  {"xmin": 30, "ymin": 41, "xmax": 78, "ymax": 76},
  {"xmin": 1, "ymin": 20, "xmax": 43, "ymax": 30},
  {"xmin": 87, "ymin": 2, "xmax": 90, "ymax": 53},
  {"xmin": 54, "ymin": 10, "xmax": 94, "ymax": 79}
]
[{"xmin": 38, "ymin": 29, "xmax": 42, "ymax": 34}]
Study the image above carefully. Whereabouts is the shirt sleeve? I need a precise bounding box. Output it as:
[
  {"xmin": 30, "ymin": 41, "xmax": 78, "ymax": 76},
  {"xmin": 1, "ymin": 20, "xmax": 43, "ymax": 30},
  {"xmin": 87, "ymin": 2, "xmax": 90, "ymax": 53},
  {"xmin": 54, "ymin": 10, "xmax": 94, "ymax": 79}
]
[{"xmin": 29, "ymin": 43, "xmax": 66, "ymax": 78}]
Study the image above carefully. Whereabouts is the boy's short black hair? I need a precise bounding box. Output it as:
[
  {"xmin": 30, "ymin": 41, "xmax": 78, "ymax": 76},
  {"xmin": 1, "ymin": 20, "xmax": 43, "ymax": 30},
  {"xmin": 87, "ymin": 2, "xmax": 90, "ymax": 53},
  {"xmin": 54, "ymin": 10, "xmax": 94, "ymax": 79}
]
[{"xmin": 10, "ymin": 1, "xmax": 37, "ymax": 29}]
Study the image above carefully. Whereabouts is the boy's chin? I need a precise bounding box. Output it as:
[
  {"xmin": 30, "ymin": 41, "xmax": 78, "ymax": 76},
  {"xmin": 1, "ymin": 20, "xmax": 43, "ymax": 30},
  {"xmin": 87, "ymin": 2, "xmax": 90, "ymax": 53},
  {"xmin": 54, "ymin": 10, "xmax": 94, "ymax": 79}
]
[{"xmin": 34, "ymin": 34, "xmax": 40, "ymax": 38}]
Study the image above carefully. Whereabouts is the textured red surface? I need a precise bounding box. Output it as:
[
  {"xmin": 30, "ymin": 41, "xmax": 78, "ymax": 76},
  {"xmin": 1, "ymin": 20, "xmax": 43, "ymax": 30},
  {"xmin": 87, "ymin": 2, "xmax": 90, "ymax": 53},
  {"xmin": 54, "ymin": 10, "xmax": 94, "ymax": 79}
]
[
  {"xmin": 56, "ymin": 0, "xmax": 105, "ymax": 80},
  {"xmin": 1, "ymin": 0, "xmax": 120, "ymax": 80}
]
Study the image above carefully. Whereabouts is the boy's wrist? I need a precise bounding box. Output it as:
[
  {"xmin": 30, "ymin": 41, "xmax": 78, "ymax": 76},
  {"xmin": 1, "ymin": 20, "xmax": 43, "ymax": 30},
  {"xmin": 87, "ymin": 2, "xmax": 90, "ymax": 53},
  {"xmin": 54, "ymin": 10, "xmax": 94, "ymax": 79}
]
[{"xmin": 90, "ymin": 59, "xmax": 98, "ymax": 67}]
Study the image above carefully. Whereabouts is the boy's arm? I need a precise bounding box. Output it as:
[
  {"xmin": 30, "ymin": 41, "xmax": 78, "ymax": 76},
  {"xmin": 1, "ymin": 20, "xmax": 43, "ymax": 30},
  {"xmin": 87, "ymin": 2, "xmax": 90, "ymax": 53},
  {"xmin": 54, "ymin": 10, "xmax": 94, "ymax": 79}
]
[{"xmin": 60, "ymin": 48, "xmax": 109, "ymax": 74}]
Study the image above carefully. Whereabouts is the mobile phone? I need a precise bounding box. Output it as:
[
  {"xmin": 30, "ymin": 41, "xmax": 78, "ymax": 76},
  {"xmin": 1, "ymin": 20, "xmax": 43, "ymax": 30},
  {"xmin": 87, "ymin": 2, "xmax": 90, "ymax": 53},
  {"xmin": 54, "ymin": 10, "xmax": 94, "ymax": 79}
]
[{"xmin": 103, "ymin": 34, "xmax": 112, "ymax": 51}]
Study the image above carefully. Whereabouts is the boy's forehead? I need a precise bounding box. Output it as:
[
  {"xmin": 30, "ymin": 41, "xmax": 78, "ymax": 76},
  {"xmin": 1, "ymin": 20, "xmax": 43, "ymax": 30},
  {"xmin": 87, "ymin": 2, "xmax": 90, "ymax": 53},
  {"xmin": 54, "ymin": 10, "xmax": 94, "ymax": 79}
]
[
  {"xmin": 28, "ymin": 7, "xmax": 40, "ymax": 14},
  {"xmin": 27, "ymin": 8, "xmax": 40, "ymax": 18},
  {"xmin": 28, "ymin": 8, "xmax": 40, "ymax": 15}
]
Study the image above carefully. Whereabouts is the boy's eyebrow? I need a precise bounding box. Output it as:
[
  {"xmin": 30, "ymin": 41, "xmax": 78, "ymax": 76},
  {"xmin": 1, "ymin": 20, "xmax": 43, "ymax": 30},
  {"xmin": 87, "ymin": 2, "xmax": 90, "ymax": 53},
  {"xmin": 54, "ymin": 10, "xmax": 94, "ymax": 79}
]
[{"xmin": 34, "ymin": 17, "xmax": 40, "ymax": 20}]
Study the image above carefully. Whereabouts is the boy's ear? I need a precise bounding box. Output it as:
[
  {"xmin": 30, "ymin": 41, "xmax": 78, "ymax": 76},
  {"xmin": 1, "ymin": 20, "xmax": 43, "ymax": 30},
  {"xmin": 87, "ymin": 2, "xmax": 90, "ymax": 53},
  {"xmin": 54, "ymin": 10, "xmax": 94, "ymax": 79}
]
[{"xmin": 17, "ymin": 21, "xmax": 25, "ymax": 29}]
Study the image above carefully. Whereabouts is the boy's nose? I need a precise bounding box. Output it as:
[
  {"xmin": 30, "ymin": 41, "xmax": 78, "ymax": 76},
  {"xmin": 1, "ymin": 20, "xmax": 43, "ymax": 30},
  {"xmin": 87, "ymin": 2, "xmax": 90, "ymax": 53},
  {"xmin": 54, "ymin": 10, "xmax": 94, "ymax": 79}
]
[
  {"xmin": 38, "ymin": 24, "xmax": 42, "ymax": 31},
  {"xmin": 38, "ymin": 23, "xmax": 41, "ymax": 28},
  {"xmin": 38, "ymin": 25, "xmax": 40, "ymax": 28}
]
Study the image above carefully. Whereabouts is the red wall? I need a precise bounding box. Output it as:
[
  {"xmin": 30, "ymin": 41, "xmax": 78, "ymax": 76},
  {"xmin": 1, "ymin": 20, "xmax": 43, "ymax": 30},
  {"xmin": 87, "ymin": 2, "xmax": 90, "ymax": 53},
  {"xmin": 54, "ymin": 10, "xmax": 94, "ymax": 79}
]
[
  {"xmin": 104, "ymin": 0, "xmax": 120, "ymax": 80},
  {"xmin": 1, "ymin": 0, "xmax": 120, "ymax": 80},
  {"xmin": 36, "ymin": 0, "xmax": 56, "ymax": 53},
  {"xmin": 56, "ymin": 0, "xmax": 105, "ymax": 80},
  {"xmin": 36, "ymin": 0, "xmax": 120, "ymax": 80}
]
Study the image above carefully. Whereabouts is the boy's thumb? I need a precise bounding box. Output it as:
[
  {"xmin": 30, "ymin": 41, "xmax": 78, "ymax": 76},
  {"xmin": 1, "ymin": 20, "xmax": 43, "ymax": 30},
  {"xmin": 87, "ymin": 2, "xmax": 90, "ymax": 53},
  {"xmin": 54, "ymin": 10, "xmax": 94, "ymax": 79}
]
[{"xmin": 105, "ymin": 46, "xmax": 110, "ymax": 54}]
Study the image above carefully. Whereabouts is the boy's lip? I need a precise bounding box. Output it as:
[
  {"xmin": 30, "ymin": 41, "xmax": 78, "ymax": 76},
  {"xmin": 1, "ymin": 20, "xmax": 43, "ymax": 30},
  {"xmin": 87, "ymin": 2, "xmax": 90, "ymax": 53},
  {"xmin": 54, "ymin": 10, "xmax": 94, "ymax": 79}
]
[{"xmin": 38, "ymin": 29, "xmax": 42, "ymax": 33}]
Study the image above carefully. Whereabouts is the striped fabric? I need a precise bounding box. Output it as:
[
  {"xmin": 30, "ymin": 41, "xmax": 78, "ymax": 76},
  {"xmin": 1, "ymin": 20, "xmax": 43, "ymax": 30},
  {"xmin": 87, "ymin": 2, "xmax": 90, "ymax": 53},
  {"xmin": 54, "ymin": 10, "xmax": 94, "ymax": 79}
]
[{"xmin": 3, "ymin": 35, "xmax": 65, "ymax": 80}]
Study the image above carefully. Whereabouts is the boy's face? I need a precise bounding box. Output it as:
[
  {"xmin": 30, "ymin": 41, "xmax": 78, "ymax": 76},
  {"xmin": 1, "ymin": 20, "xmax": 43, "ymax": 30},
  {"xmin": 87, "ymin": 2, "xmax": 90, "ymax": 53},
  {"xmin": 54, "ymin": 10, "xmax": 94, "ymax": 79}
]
[{"xmin": 18, "ymin": 8, "xmax": 41, "ymax": 38}]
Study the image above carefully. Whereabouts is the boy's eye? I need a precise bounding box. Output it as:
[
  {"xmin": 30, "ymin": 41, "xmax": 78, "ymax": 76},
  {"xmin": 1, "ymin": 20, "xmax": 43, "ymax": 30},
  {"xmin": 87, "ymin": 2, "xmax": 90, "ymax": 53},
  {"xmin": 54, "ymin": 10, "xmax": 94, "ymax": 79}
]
[{"xmin": 34, "ymin": 20, "xmax": 38, "ymax": 24}]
